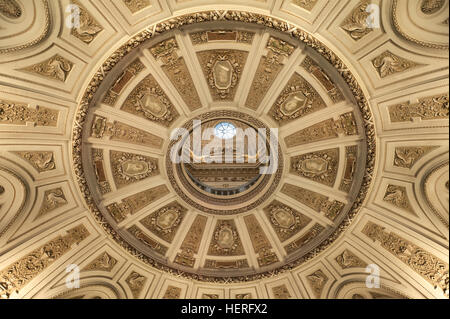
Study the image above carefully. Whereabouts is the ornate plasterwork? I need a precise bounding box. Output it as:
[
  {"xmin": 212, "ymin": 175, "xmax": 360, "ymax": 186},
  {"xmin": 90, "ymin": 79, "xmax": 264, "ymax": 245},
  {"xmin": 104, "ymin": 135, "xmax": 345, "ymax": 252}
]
[
  {"xmin": 270, "ymin": 72, "xmax": 327, "ymax": 123},
  {"xmin": 284, "ymin": 223, "xmax": 325, "ymax": 254},
  {"xmin": 246, "ymin": 37, "xmax": 295, "ymax": 110},
  {"xmin": 0, "ymin": 100, "xmax": 58, "ymax": 127},
  {"xmin": 70, "ymin": 0, "xmax": 103, "ymax": 44},
  {"xmin": 140, "ymin": 202, "xmax": 186, "ymax": 243},
  {"xmin": 83, "ymin": 252, "xmax": 117, "ymax": 272},
  {"xmin": 307, "ymin": 269, "xmax": 328, "ymax": 298},
  {"xmin": 197, "ymin": 50, "xmax": 248, "ymax": 100},
  {"xmin": 363, "ymin": 222, "xmax": 449, "ymax": 297},
  {"xmin": 14, "ymin": 151, "xmax": 55, "ymax": 172},
  {"xmin": 392, "ymin": 0, "xmax": 449, "ymax": 50},
  {"xmin": 208, "ymin": 220, "xmax": 245, "ymax": 256},
  {"xmin": 19, "ymin": 55, "xmax": 73, "ymax": 82},
  {"xmin": 335, "ymin": 250, "xmax": 367, "ymax": 269},
  {"xmin": 341, "ymin": 1, "xmax": 373, "ymax": 41},
  {"xmin": 263, "ymin": 200, "xmax": 311, "ymax": 242},
  {"xmin": 0, "ymin": 0, "xmax": 50, "ymax": 55},
  {"xmin": 0, "ymin": 225, "xmax": 89, "ymax": 299},
  {"xmin": 394, "ymin": 146, "xmax": 439, "ymax": 169},
  {"xmin": 388, "ymin": 94, "xmax": 449, "ymax": 122},
  {"xmin": 125, "ymin": 271, "xmax": 147, "ymax": 298},
  {"xmin": 122, "ymin": 74, "xmax": 178, "ymax": 126},
  {"xmin": 110, "ymin": 151, "xmax": 159, "ymax": 188},
  {"xmin": 106, "ymin": 185, "xmax": 170, "ymax": 223},
  {"xmin": 175, "ymin": 215, "xmax": 207, "ymax": 268},
  {"xmin": 150, "ymin": 38, "xmax": 202, "ymax": 111},
  {"xmin": 0, "ymin": 0, "xmax": 21, "ymax": 19},
  {"xmin": 37, "ymin": 188, "xmax": 67, "ymax": 218},
  {"xmin": 272, "ymin": 284, "xmax": 291, "ymax": 298},
  {"xmin": 90, "ymin": 116, "xmax": 163, "ymax": 149},
  {"xmin": 71, "ymin": 11, "xmax": 376, "ymax": 283},
  {"xmin": 383, "ymin": 184, "xmax": 414, "ymax": 214},
  {"xmin": 284, "ymin": 112, "xmax": 358, "ymax": 148},
  {"xmin": 290, "ymin": 148, "xmax": 339, "ymax": 187},
  {"xmin": 291, "ymin": 0, "xmax": 318, "ymax": 11},
  {"xmin": 102, "ymin": 59, "xmax": 146, "ymax": 106},
  {"xmin": 163, "ymin": 286, "xmax": 181, "ymax": 299},
  {"xmin": 122, "ymin": 0, "xmax": 150, "ymax": 13},
  {"xmin": 421, "ymin": 0, "xmax": 446, "ymax": 14},
  {"xmin": 244, "ymin": 214, "xmax": 279, "ymax": 267},
  {"xmin": 301, "ymin": 56, "xmax": 344, "ymax": 103},
  {"xmin": 339, "ymin": 145, "xmax": 357, "ymax": 193},
  {"xmin": 190, "ymin": 30, "xmax": 254, "ymax": 45},
  {"xmin": 372, "ymin": 51, "xmax": 421, "ymax": 78}
]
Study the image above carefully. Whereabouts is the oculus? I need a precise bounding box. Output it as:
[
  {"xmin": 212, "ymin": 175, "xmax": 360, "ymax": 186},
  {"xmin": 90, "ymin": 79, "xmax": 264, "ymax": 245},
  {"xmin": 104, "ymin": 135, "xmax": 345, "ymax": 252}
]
[{"xmin": 214, "ymin": 122, "xmax": 237, "ymax": 139}]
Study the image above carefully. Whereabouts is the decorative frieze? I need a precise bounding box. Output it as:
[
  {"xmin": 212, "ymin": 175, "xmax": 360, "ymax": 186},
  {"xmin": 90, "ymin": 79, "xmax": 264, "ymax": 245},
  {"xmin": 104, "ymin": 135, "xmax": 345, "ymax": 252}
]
[
  {"xmin": 204, "ymin": 259, "xmax": 249, "ymax": 270},
  {"xmin": 190, "ymin": 30, "xmax": 254, "ymax": 45},
  {"xmin": 127, "ymin": 225, "xmax": 168, "ymax": 256},
  {"xmin": 285, "ymin": 112, "xmax": 357, "ymax": 148},
  {"xmin": 363, "ymin": 222, "xmax": 449, "ymax": 297},
  {"xmin": 388, "ymin": 94, "xmax": 449, "ymax": 122},
  {"xmin": 90, "ymin": 115, "xmax": 164, "ymax": 149},
  {"xmin": 0, "ymin": 225, "xmax": 89, "ymax": 299},
  {"xmin": 106, "ymin": 185, "xmax": 170, "ymax": 223},
  {"xmin": 339, "ymin": 145, "xmax": 358, "ymax": 193},
  {"xmin": 284, "ymin": 223, "xmax": 325, "ymax": 254},
  {"xmin": 394, "ymin": 146, "xmax": 438, "ymax": 168},
  {"xmin": 91, "ymin": 149, "xmax": 111, "ymax": 194},
  {"xmin": 281, "ymin": 183, "xmax": 345, "ymax": 221},
  {"xmin": 0, "ymin": 100, "xmax": 58, "ymax": 127}
]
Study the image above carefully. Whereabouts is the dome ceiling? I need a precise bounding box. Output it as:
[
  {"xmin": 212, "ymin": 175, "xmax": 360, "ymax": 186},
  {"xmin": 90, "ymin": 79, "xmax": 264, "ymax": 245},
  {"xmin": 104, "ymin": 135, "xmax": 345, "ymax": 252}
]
[
  {"xmin": 0, "ymin": 0, "xmax": 448, "ymax": 299},
  {"xmin": 76, "ymin": 20, "xmax": 374, "ymax": 281}
]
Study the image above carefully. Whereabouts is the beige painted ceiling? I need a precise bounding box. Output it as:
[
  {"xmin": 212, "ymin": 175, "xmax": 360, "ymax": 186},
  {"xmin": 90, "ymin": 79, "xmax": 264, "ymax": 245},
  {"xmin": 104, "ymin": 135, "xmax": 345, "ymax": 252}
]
[{"xmin": 0, "ymin": 0, "xmax": 448, "ymax": 299}]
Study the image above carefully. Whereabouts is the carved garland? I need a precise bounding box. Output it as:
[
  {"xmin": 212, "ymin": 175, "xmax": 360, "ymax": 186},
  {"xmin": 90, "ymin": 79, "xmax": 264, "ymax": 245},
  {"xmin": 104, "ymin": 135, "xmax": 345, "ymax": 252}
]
[{"xmin": 72, "ymin": 10, "xmax": 376, "ymax": 283}]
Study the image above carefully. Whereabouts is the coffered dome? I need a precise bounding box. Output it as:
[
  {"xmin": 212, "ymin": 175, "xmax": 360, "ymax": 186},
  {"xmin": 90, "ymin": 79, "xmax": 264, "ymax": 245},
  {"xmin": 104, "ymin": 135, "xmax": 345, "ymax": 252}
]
[{"xmin": 0, "ymin": 0, "xmax": 448, "ymax": 300}]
